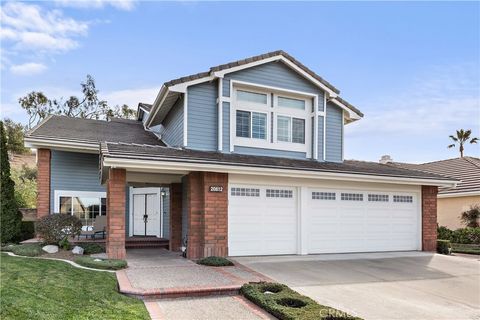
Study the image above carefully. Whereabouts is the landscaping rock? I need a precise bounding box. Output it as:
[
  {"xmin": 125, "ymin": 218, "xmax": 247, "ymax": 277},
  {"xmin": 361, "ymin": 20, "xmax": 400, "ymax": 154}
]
[
  {"xmin": 42, "ymin": 245, "xmax": 59, "ymax": 254},
  {"xmin": 72, "ymin": 246, "xmax": 84, "ymax": 255}
]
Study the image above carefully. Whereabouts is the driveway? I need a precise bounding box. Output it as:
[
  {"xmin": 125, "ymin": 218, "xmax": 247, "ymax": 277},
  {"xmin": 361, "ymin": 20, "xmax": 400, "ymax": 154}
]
[{"xmin": 234, "ymin": 252, "xmax": 480, "ymax": 320}]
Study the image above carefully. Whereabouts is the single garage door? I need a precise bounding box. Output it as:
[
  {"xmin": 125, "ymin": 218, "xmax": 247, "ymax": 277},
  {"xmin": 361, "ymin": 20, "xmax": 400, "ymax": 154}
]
[
  {"xmin": 228, "ymin": 185, "xmax": 297, "ymax": 256},
  {"xmin": 307, "ymin": 189, "xmax": 420, "ymax": 253}
]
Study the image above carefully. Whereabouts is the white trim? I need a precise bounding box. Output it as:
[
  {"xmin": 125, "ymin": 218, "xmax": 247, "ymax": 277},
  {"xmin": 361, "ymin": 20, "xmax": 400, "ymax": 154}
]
[
  {"xmin": 341, "ymin": 109, "xmax": 345, "ymax": 161},
  {"xmin": 24, "ymin": 137, "xmax": 99, "ymax": 153},
  {"xmin": 229, "ymin": 80, "xmax": 235, "ymax": 152},
  {"xmin": 323, "ymin": 94, "xmax": 327, "ymax": 161},
  {"xmin": 212, "ymin": 55, "xmax": 338, "ymax": 97},
  {"xmin": 53, "ymin": 190, "xmax": 107, "ymax": 215},
  {"xmin": 437, "ymin": 191, "xmax": 480, "ymax": 198},
  {"xmin": 183, "ymin": 92, "xmax": 188, "ymax": 147},
  {"xmin": 168, "ymin": 75, "xmax": 216, "ymax": 93},
  {"xmin": 146, "ymin": 86, "xmax": 168, "ymax": 128},
  {"xmin": 330, "ymin": 98, "xmax": 362, "ymax": 121},
  {"xmin": 313, "ymin": 96, "xmax": 318, "ymax": 160},
  {"xmin": 218, "ymin": 78, "xmax": 223, "ymax": 151},
  {"xmin": 102, "ymin": 157, "xmax": 458, "ymax": 188},
  {"xmin": 129, "ymin": 187, "xmax": 162, "ymax": 238},
  {"xmin": 231, "ymin": 79, "xmax": 319, "ymax": 101}
]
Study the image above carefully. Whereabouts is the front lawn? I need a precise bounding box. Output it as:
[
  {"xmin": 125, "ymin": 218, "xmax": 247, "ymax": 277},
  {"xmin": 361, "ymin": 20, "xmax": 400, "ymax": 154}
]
[{"xmin": 0, "ymin": 254, "xmax": 149, "ymax": 320}]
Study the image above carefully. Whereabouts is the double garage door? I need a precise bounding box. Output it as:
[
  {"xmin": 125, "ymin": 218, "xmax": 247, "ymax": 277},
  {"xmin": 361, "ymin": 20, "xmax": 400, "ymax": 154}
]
[{"xmin": 228, "ymin": 184, "xmax": 420, "ymax": 256}]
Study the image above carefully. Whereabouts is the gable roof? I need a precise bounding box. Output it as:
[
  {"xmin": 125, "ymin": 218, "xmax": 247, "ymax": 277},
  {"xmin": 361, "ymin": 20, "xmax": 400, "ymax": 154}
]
[
  {"xmin": 137, "ymin": 102, "xmax": 152, "ymax": 121},
  {"xmin": 390, "ymin": 157, "xmax": 480, "ymax": 196},
  {"xmin": 100, "ymin": 141, "xmax": 458, "ymax": 186},
  {"xmin": 146, "ymin": 50, "xmax": 363, "ymax": 127},
  {"xmin": 25, "ymin": 115, "xmax": 164, "ymax": 152}
]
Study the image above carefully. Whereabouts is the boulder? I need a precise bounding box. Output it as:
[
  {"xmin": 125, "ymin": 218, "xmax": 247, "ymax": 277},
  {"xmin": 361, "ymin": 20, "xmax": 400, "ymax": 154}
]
[
  {"xmin": 42, "ymin": 245, "xmax": 58, "ymax": 254},
  {"xmin": 72, "ymin": 246, "xmax": 84, "ymax": 255}
]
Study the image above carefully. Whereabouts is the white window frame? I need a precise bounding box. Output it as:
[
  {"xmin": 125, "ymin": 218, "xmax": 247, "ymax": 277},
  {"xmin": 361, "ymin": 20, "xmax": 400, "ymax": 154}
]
[
  {"xmin": 274, "ymin": 113, "xmax": 306, "ymax": 145},
  {"xmin": 54, "ymin": 190, "xmax": 107, "ymax": 230},
  {"xmin": 235, "ymin": 109, "xmax": 269, "ymax": 141},
  {"xmin": 231, "ymin": 80, "xmax": 315, "ymax": 157}
]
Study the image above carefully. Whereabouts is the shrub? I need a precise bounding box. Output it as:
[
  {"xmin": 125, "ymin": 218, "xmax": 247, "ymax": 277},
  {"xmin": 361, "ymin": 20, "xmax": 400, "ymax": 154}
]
[
  {"xmin": 437, "ymin": 226, "xmax": 453, "ymax": 240},
  {"xmin": 17, "ymin": 221, "xmax": 35, "ymax": 242},
  {"xmin": 241, "ymin": 282, "xmax": 361, "ymax": 320},
  {"xmin": 437, "ymin": 240, "xmax": 451, "ymax": 255},
  {"xmin": 59, "ymin": 237, "xmax": 71, "ymax": 250},
  {"xmin": 197, "ymin": 256, "xmax": 234, "ymax": 267},
  {"xmin": 36, "ymin": 214, "xmax": 82, "ymax": 244},
  {"xmin": 9, "ymin": 244, "xmax": 43, "ymax": 257},
  {"xmin": 437, "ymin": 226, "xmax": 480, "ymax": 244},
  {"xmin": 79, "ymin": 243, "xmax": 105, "ymax": 254},
  {"xmin": 451, "ymin": 243, "xmax": 480, "ymax": 255},
  {"xmin": 460, "ymin": 204, "xmax": 480, "ymax": 228},
  {"xmin": 74, "ymin": 256, "xmax": 127, "ymax": 270}
]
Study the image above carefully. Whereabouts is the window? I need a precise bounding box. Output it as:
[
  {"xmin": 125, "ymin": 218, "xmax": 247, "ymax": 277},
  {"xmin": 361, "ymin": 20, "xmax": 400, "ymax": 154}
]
[
  {"xmin": 277, "ymin": 116, "xmax": 305, "ymax": 144},
  {"xmin": 236, "ymin": 111, "xmax": 267, "ymax": 140},
  {"xmin": 368, "ymin": 194, "xmax": 389, "ymax": 202},
  {"xmin": 59, "ymin": 195, "xmax": 106, "ymax": 227},
  {"xmin": 312, "ymin": 192, "xmax": 336, "ymax": 200},
  {"xmin": 278, "ymin": 96, "xmax": 305, "ymax": 110},
  {"xmin": 266, "ymin": 189, "xmax": 293, "ymax": 198},
  {"xmin": 237, "ymin": 90, "xmax": 268, "ymax": 104},
  {"xmin": 231, "ymin": 188, "xmax": 260, "ymax": 197},
  {"xmin": 341, "ymin": 193, "xmax": 363, "ymax": 201},
  {"xmin": 393, "ymin": 195, "xmax": 413, "ymax": 203}
]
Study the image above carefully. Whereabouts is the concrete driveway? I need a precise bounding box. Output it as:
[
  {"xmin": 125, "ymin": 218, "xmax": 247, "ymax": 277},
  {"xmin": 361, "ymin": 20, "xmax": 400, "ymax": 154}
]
[{"xmin": 234, "ymin": 252, "xmax": 480, "ymax": 320}]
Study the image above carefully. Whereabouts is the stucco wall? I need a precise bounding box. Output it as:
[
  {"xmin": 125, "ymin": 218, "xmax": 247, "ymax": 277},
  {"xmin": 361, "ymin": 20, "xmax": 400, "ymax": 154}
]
[{"xmin": 437, "ymin": 195, "xmax": 480, "ymax": 229}]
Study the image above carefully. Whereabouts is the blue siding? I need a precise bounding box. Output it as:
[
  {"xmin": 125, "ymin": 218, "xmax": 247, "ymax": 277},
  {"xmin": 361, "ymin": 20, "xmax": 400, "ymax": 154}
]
[
  {"xmin": 234, "ymin": 146, "xmax": 306, "ymax": 159},
  {"xmin": 325, "ymin": 103, "xmax": 343, "ymax": 162},
  {"xmin": 317, "ymin": 115, "xmax": 324, "ymax": 161},
  {"xmin": 162, "ymin": 97, "xmax": 184, "ymax": 147},
  {"xmin": 187, "ymin": 81, "xmax": 218, "ymax": 151},
  {"xmin": 223, "ymin": 61, "xmax": 325, "ymax": 112},
  {"xmin": 50, "ymin": 150, "xmax": 104, "ymax": 213},
  {"xmin": 222, "ymin": 101, "xmax": 230, "ymax": 151}
]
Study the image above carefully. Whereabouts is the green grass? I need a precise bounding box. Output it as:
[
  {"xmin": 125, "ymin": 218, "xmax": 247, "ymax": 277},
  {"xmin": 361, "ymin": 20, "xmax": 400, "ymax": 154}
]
[
  {"xmin": 452, "ymin": 243, "xmax": 480, "ymax": 255},
  {"xmin": 0, "ymin": 253, "xmax": 149, "ymax": 320},
  {"xmin": 241, "ymin": 282, "xmax": 361, "ymax": 320},
  {"xmin": 74, "ymin": 256, "xmax": 127, "ymax": 270},
  {"xmin": 196, "ymin": 256, "xmax": 234, "ymax": 267},
  {"xmin": 1, "ymin": 244, "xmax": 44, "ymax": 257}
]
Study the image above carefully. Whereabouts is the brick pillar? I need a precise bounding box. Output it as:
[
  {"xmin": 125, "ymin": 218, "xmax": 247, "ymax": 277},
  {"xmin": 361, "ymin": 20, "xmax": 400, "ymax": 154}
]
[
  {"xmin": 422, "ymin": 185, "xmax": 438, "ymax": 251},
  {"xmin": 106, "ymin": 168, "xmax": 126, "ymax": 259},
  {"xmin": 169, "ymin": 183, "xmax": 183, "ymax": 251},
  {"xmin": 36, "ymin": 149, "xmax": 51, "ymax": 219},
  {"xmin": 186, "ymin": 172, "xmax": 228, "ymax": 259}
]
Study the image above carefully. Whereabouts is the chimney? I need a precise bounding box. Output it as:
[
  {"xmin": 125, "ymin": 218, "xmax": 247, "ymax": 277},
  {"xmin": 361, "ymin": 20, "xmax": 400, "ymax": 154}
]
[{"xmin": 379, "ymin": 155, "xmax": 393, "ymax": 164}]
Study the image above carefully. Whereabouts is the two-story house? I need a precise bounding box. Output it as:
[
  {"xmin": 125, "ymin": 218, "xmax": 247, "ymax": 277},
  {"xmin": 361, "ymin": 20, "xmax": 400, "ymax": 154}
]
[{"xmin": 25, "ymin": 51, "xmax": 457, "ymax": 259}]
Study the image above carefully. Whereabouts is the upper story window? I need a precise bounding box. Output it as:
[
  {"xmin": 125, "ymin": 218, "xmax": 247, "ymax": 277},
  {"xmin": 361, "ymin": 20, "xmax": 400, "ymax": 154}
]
[
  {"xmin": 277, "ymin": 96, "xmax": 305, "ymax": 110},
  {"xmin": 236, "ymin": 111, "xmax": 267, "ymax": 140},
  {"xmin": 237, "ymin": 90, "xmax": 268, "ymax": 104},
  {"xmin": 277, "ymin": 116, "xmax": 305, "ymax": 144}
]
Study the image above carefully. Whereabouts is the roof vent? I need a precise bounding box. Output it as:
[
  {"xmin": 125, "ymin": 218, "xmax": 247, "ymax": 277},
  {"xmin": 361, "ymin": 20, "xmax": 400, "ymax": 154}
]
[{"xmin": 379, "ymin": 155, "xmax": 393, "ymax": 164}]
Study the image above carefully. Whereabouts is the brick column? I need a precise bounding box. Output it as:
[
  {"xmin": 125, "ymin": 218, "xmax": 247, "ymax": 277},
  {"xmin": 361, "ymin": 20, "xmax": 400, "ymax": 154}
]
[
  {"xmin": 36, "ymin": 149, "xmax": 51, "ymax": 219},
  {"xmin": 169, "ymin": 183, "xmax": 183, "ymax": 251},
  {"xmin": 186, "ymin": 172, "xmax": 228, "ymax": 259},
  {"xmin": 422, "ymin": 185, "xmax": 438, "ymax": 251},
  {"xmin": 106, "ymin": 168, "xmax": 126, "ymax": 259}
]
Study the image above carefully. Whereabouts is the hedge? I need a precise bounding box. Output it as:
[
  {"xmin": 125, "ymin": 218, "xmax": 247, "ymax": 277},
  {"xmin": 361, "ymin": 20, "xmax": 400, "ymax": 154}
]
[
  {"xmin": 241, "ymin": 282, "xmax": 361, "ymax": 320},
  {"xmin": 437, "ymin": 226, "xmax": 480, "ymax": 244}
]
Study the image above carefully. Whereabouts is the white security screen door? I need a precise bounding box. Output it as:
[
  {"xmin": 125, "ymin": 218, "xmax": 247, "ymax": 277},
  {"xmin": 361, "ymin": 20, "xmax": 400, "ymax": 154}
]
[{"xmin": 132, "ymin": 188, "xmax": 161, "ymax": 237}]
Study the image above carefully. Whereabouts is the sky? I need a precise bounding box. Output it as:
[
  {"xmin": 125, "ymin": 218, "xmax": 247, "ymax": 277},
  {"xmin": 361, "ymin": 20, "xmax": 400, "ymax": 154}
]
[{"xmin": 1, "ymin": 1, "xmax": 479, "ymax": 163}]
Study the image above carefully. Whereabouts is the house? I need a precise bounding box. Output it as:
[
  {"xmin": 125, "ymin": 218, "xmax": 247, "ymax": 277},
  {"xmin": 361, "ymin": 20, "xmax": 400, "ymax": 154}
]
[
  {"xmin": 25, "ymin": 50, "xmax": 458, "ymax": 260},
  {"xmin": 389, "ymin": 157, "xmax": 480, "ymax": 229}
]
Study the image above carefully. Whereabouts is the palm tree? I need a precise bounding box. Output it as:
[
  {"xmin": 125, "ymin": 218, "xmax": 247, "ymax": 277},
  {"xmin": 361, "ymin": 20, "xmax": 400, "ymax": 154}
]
[{"xmin": 447, "ymin": 129, "xmax": 478, "ymax": 157}]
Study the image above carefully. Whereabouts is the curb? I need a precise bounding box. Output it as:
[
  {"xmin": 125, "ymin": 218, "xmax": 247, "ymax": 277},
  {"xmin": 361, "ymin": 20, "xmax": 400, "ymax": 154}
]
[{"xmin": 2, "ymin": 252, "xmax": 116, "ymax": 273}]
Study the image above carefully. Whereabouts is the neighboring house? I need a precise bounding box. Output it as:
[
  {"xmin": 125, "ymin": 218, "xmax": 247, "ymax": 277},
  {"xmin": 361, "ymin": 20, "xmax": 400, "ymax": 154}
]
[
  {"xmin": 390, "ymin": 157, "xmax": 480, "ymax": 229},
  {"xmin": 25, "ymin": 50, "xmax": 457, "ymax": 260}
]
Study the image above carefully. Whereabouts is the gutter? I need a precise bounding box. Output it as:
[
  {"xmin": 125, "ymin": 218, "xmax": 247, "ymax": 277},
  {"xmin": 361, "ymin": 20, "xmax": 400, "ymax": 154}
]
[
  {"xmin": 24, "ymin": 136, "xmax": 99, "ymax": 153},
  {"xmin": 102, "ymin": 156, "xmax": 459, "ymax": 188}
]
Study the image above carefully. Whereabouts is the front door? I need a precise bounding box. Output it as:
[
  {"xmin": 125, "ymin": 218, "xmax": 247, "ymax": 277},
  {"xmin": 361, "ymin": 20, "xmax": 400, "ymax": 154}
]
[{"xmin": 132, "ymin": 188, "xmax": 161, "ymax": 237}]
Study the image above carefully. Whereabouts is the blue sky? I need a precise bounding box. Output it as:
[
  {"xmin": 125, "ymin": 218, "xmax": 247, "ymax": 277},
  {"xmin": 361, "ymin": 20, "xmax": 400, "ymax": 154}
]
[{"xmin": 1, "ymin": 1, "xmax": 479, "ymax": 162}]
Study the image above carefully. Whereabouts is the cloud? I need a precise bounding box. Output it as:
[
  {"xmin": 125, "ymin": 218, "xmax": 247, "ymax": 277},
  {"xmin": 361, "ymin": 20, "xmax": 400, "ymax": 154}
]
[
  {"xmin": 0, "ymin": 2, "xmax": 89, "ymax": 53},
  {"xmin": 102, "ymin": 87, "xmax": 159, "ymax": 107},
  {"xmin": 10, "ymin": 62, "xmax": 48, "ymax": 76},
  {"xmin": 55, "ymin": 0, "xmax": 137, "ymax": 11}
]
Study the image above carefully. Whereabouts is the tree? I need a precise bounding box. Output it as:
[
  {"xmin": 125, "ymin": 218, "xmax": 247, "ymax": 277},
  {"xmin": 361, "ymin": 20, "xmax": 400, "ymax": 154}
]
[
  {"xmin": 11, "ymin": 166, "xmax": 37, "ymax": 209},
  {"xmin": 460, "ymin": 204, "xmax": 480, "ymax": 228},
  {"xmin": 0, "ymin": 121, "xmax": 22, "ymax": 243},
  {"xmin": 447, "ymin": 129, "xmax": 478, "ymax": 157},
  {"xmin": 18, "ymin": 75, "xmax": 136, "ymax": 129},
  {"xmin": 3, "ymin": 118, "xmax": 29, "ymax": 154}
]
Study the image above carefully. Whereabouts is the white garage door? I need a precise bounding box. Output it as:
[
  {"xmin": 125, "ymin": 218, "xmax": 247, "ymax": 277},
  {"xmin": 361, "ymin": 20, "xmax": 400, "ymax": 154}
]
[
  {"xmin": 307, "ymin": 189, "xmax": 420, "ymax": 253},
  {"xmin": 228, "ymin": 185, "xmax": 297, "ymax": 256}
]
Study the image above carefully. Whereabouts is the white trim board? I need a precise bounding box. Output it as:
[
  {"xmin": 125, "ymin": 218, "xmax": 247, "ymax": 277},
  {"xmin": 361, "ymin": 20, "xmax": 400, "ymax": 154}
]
[{"xmin": 53, "ymin": 190, "xmax": 107, "ymax": 214}]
